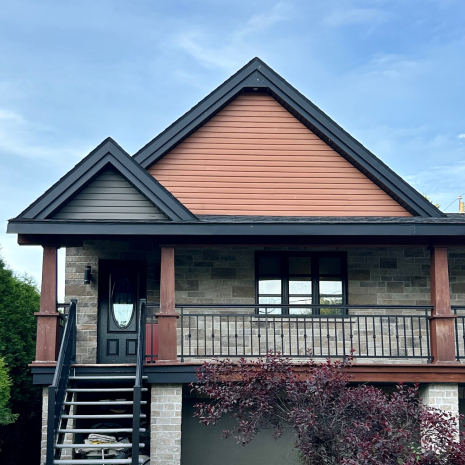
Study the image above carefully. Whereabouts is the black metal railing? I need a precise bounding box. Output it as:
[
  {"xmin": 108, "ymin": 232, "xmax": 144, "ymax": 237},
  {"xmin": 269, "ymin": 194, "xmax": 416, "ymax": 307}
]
[
  {"xmin": 131, "ymin": 299, "xmax": 147, "ymax": 465},
  {"xmin": 453, "ymin": 306, "xmax": 465, "ymax": 361},
  {"xmin": 145, "ymin": 304, "xmax": 159, "ymax": 363},
  {"xmin": 174, "ymin": 304, "xmax": 432, "ymax": 363},
  {"xmin": 56, "ymin": 303, "xmax": 70, "ymax": 349},
  {"xmin": 46, "ymin": 299, "xmax": 77, "ymax": 465}
]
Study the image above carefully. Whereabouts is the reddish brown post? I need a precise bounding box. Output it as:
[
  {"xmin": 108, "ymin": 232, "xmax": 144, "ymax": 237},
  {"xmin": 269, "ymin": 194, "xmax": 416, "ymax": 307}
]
[
  {"xmin": 156, "ymin": 246, "xmax": 179, "ymax": 362},
  {"xmin": 34, "ymin": 246, "xmax": 60, "ymax": 363},
  {"xmin": 429, "ymin": 246, "xmax": 456, "ymax": 364}
]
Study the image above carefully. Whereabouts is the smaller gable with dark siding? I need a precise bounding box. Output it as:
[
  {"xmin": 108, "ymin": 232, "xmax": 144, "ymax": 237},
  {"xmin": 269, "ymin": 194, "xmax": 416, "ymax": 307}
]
[
  {"xmin": 14, "ymin": 137, "xmax": 196, "ymax": 222},
  {"xmin": 53, "ymin": 168, "xmax": 167, "ymax": 220}
]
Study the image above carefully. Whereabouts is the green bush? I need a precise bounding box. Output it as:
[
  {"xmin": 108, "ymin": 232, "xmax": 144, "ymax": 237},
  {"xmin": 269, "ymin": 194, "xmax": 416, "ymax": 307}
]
[
  {"xmin": 0, "ymin": 251, "xmax": 42, "ymax": 462},
  {"xmin": 0, "ymin": 358, "xmax": 17, "ymax": 425}
]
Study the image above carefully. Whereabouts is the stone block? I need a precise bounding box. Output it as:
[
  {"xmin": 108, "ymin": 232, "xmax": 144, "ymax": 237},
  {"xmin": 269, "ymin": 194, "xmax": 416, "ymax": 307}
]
[
  {"xmin": 175, "ymin": 280, "xmax": 199, "ymax": 291},
  {"xmin": 404, "ymin": 247, "xmax": 425, "ymax": 258},
  {"xmin": 202, "ymin": 249, "xmax": 220, "ymax": 260},
  {"xmin": 380, "ymin": 258, "xmax": 397, "ymax": 269},
  {"xmin": 211, "ymin": 268, "xmax": 238, "ymax": 279},
  {"xmin": 232, "ymin": 286, "xmax": 255, "ymax": 298},
  {"xmin": 348, "ymin": 269, "xmax": 371, "ymax": 280},
  {"xmin": 387, "ymin": 282, "xmax": 404, "ymax": 293},
  {"xmin": 451, "ymin": 283, "xmax": 465, "ymax": 293}
]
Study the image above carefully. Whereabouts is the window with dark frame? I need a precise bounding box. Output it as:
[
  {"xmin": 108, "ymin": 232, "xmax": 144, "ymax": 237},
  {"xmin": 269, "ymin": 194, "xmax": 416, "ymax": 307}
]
[{"xmin": 255, "ymin": 252, "xmax": 347, "ymax": 315}]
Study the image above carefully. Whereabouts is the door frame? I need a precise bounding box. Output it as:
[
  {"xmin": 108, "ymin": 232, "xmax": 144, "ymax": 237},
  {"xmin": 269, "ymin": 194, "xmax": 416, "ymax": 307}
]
[{"xmin": 97, "ymin": 259, "xmax": 147, "ymax": 364}]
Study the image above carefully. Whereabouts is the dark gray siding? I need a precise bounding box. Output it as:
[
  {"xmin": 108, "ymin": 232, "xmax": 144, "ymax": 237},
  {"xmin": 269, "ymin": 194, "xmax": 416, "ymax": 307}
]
[
  {"xmin": 181, "ymin": 399, "xmax": 298, "ymax": 465},
  {"xmin": 53, "ymin": 168, "xmax": 167, "ymax": 220}
]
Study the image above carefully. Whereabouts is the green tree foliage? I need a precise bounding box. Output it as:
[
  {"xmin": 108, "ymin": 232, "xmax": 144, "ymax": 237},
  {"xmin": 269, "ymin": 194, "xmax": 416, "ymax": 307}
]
[
  {"xmin": 0, "ymin": 251, "xmax": 42, "ymax": 461},
  {"xmin": 0, "ymin": 358, "xmax": 18, "ymax": 425}
]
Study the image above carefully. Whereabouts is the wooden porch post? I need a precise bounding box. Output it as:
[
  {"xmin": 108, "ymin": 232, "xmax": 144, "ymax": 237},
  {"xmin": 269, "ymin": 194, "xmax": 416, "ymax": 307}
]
[
  {"xmin": 156, "ymin": 246, "xmax": 179, "ymax": 363},
  {"xmin": 429, "ymin": 246, "xmax": 457, "ymax": 364},
  {"xmin": 34, "ymin": 246, "xmax": 60, "ymax": 363}
]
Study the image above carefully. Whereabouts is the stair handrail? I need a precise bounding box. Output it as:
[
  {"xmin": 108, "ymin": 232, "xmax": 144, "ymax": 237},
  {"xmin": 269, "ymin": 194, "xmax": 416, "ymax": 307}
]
[
  {"xmin": 132, "ymin": 298, "xmax": 147, "ymax": 465},
  {"xmin": 46, "ymin": 299, "xmax": 77, "ymax": 465}
]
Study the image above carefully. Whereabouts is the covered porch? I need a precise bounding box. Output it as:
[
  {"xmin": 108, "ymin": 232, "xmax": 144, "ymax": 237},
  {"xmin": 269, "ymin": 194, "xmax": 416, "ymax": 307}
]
[{"xmin": 32, "ymin": 240, "xmax": 464, "ymax": 370}]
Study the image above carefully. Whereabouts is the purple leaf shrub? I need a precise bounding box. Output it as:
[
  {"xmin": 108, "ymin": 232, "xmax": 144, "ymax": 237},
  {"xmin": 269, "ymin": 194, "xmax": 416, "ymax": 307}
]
[{"xmin": 192, "ymin": 352, "xmax": 464, "ymax": 464}]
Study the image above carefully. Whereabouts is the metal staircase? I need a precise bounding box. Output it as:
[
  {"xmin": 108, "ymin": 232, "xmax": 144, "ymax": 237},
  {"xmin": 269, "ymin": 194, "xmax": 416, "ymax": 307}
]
[{"xmin": 46, "ymin": 300, "xmax": 149, "ymax": 465}]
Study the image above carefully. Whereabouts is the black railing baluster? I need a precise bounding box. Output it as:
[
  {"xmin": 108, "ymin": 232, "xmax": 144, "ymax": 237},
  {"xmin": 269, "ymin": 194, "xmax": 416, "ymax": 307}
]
[
  {"xmin": 403, "ymin": 317, "xmax": 408, "ymax": 357},
  {"xmin": 219, "ymin": 314, "xmax": 223, "ymax": 356},
  {"xmin": 341, "ymin": 315, "xmax": 346, "ymax": 359},
  {"xmin": 411, "ymin": 316, "xmax": 415, "ymax": 358},
  {"xmin": 373, "ymin": 316, "xmax": 376, "ymax": 358},
  {"xmin": 454, "ymin": 307, "xmax": 460, "ymax": 361},
  {"xmin": 334, "ymin": 316, "xmax": 338, "ymax": 357},
  {"xmin": 242, "ymin": 315, "xmax": 246, "ymax": 355},
  {"xmin": 132, "ymin": 298, "xmax": 146, "ymax": 465},
  {"xmin": 180, "ymin": 306, "xmax": 184, "ymax": 362},
  {"xmin": 364, "ymin": 317, "xmax": 368, "ymax": 357},
  {"xmin": 379, "ymin": 316, "xmax": 384, "ymax": 356},
  {"xmin": 296, "ymin": 316, "xmax": 300, "ymax": 356}
]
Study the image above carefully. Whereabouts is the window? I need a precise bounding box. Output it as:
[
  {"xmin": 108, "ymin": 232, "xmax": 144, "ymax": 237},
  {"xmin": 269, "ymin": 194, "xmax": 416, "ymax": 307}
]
[{"xmin": 256, "ymin": 252, "xmax": 347, "ymax": 315}]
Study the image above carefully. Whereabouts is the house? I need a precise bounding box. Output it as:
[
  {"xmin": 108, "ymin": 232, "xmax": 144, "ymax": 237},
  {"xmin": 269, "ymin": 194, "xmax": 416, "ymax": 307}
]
[{"xmin": 7, "ymin": 57, "xmax": 465, "ymax": 465}]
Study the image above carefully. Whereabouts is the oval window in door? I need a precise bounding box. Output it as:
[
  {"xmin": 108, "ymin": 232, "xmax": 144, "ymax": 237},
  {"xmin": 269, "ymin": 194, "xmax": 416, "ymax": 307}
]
[{"xmin": 111, "ymin": 275, "xmax": 135, "ymax": 329}]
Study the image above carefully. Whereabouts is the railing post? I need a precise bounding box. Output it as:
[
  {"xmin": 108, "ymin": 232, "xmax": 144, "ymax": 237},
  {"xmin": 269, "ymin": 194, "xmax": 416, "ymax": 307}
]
[
  {"xmin": 132, "ymin": 299, "xmax": 146, "ymax": 465},
  {"xmin": 34, "ymin": 246, "xmax": 60, "ymax": 363},
  {"xmin": 429, "ymin": 246, "xmax": 457, "ymax": 363},
  {"xmin": 156, "ymin": 247, "xmax": 179, "ymax": 362}
]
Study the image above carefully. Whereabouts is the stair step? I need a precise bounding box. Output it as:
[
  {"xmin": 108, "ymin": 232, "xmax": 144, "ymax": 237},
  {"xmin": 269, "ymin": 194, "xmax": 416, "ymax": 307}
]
[
  {"xmin": 55, "ymin": 443, "xmax": 144, "ymax": 449},
  {"xmin": 67, "ymin": 388, "xmax": 148, "ymax": 393},
  {"xmin": 64, "ymin": 401, "xmax": 147, "ymax": 406},
  {"xmin": 69, "ymin": 376, "xmax": 148, "ymax": 380},
  {"xmin": 53, "ymin": 460, "xmax": 143, "ymax": 464},
  {"xmin": 62, "ymin": 414, "xmax": 146, "ymax": 419},
  {"xmin": 58, "ymin": 428, "xmax": 146, "ymax": 434}
]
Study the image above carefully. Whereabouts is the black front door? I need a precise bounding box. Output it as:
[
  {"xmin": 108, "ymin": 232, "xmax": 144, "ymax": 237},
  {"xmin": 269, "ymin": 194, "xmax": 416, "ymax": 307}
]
[{"xmin": 98, "ymin": 260, "xmax": 147, "ymax": 363}]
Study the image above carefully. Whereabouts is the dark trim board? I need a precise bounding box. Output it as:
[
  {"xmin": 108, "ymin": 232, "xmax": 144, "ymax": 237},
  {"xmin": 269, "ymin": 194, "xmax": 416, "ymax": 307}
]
[
  {"xmin": 16, "ymin": 233, "xmax": 465, "ymax": 248},
  {"xmin": 133, "ymin": 58, "xmax": 443, "ymax": 218},
  {"xmin": 31, "ymin": 363, "xmax": 465, "ymax": 386},
  {"xmin": 8, "ymin": 220, "xmax": 465, "ymax": 238}
]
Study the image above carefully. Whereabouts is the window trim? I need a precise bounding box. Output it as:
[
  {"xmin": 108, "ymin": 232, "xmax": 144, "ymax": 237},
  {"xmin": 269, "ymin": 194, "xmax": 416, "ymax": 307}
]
[{"xmin": 255, "ymin": 251, "xmax": 348, "ymax": 315}]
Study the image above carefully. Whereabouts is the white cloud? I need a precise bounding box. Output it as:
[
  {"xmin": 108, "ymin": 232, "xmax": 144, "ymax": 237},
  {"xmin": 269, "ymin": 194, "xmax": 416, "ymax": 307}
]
[
  {"xmin": 171, "ymin": 2, "xmax": 291, "ymax": 70},
  {"xmin": 404, "ymin": 161, "xmax": 465, "ymax": 212},
  {"xmin": 354, "ymin": 53, "xmax": 429, "ymax": 80},
  {"xmin": 0, "ymin": 106, "xmax": 86, "ymax": 162},
  {"xmin": 459, "ymin": 134, "xmax": 465, "ymax": 139},
  {"xmin": 322, "ymin": 7, "xmax": 392, "ymax": 27}
]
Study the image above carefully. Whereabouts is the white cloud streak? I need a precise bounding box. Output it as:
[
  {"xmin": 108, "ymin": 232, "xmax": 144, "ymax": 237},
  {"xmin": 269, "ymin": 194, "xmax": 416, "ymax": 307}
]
[
  {"xmin": 322, "ymin": 7, "xmax": 392, "ymax": 27},
  {"xmin": 171, "ymin": 2, "xmax": 292, "ymax": 70},
  {"xmin": 0, "ymin": 106, "xmax": 85, "ymax": 162}
]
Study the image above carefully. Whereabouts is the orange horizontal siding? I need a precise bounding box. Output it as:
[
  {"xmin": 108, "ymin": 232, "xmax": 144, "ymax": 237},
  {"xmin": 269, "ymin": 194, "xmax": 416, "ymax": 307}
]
[{"xmin": 149, "ymin": 93, "xmax": 411, "ymax": 217}]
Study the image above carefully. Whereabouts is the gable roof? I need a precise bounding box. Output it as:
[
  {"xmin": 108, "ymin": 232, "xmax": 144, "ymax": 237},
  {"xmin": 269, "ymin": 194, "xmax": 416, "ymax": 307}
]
[
  {"xmin": 134, "ymin": 57, "xmax": 443, "ymax": 218},
  {"xmin": 14, "ymin": 137, "xmax": 196, "ymax": 222}
]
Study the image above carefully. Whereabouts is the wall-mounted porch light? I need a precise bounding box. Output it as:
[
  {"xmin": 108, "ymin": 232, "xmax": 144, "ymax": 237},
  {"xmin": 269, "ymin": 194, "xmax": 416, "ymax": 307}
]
[{"xmin": 84, "ymin": 265, "xmax": 92, "ymax": 284}]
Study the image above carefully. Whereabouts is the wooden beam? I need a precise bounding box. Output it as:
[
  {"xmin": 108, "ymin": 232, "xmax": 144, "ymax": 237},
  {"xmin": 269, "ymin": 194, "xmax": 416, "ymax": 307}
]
[
  {"xmin": 430, "ymin": 246, "xmax": 457, "ymax": 364},
  {"xmin": 34, "ymin": 246, "xmax": 60, "ymax": 363},
  {"xmin": 157, "ymin": 246, "xmax": 179, "ymax": 362}
]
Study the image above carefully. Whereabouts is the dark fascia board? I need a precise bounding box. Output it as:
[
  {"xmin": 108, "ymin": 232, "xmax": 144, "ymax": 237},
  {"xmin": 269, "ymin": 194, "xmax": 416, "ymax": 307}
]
[
  {"xmin": 15, "ymin": 137, "xmax": 196, "ymax": 222},
  {"xmin": 7, "ymin": 220, "xmax": 465, "ymax": 238},
  {"xmin": 134, "ymin": 57, "xmax": 443, "ymax": 218}
]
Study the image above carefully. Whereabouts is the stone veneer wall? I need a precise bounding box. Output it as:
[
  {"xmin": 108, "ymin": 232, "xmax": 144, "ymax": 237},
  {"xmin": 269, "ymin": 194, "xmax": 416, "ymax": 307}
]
[
  {"xmin": 65, "ymin": 242, "xmax": 465, "ymax": 364},
  {"xmin": 151, "ymin": 384, "xmax": 182, "ymax": 465},
  {"xmin": 40, "ymin": 387, "xmax": 48, "ymax": 465},
  {"xmin": 420, "ymin": 383, "xmax": 460, "ymax": 421},
  {"xmin": 66, "ymin": 240, "xmax": 161, "ymax": 363},
  {"xmin": 173, "ymin": 246, "xmax": 465, "ymax": 306}
]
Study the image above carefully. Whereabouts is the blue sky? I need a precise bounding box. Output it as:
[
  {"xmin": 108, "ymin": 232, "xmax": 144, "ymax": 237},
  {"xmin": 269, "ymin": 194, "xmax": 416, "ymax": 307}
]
[{"xmin": 0, "ymin": 0, "xmax": 464, "ymax": 295}]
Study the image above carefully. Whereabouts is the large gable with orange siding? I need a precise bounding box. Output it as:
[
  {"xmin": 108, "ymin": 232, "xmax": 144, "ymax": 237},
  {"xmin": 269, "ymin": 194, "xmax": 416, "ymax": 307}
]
[{"xmin": 149, "ymin": 92, "xmax": 410, "ymax": 217}]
